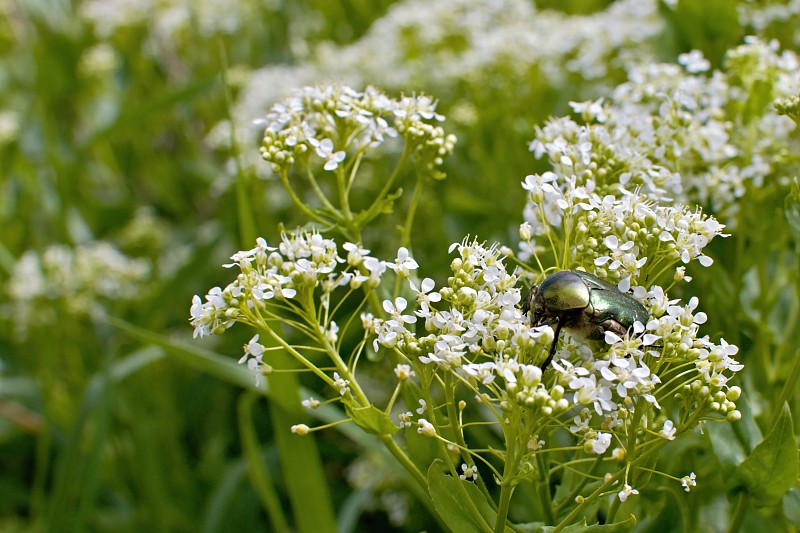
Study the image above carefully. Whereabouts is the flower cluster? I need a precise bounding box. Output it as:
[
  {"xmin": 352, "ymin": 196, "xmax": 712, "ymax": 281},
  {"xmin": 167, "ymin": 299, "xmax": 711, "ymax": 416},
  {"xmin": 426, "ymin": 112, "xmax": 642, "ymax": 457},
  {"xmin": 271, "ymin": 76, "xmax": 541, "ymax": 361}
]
[
  {"xmin": 528, "ymin": 38, "xmax": 800, "ymax": 226},
  {"xmin": 190, "ymin": 231, "xmax": 394, "ymax": 339},
  {"xmin": 375, "ymin": 241, "xmax": 742, "ymax": 446},
  {"xmin": 257, "ymin": 84, "xmax": 455, "ymax": 180},
  {"xmin": 369, "ymin": 238, "xmax": 742, "ymax": 498},
  {"xmin": 520, "ymin": 173, "xmax": 725, "ymax": 285},
  {"xmin": 6, "ymin": 242, "xmax": 151, "ymax": 338}
]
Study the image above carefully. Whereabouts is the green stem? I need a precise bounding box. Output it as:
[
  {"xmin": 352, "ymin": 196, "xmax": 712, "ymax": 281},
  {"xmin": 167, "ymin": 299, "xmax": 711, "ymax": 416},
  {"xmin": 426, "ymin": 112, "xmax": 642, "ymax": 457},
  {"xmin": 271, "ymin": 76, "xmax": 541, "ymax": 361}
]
[
  {"xmin": 775, "ymin": 349, "xmax": 800, "ymax": 425},
  {"xmin": 379, "ymin": 434, "xmax": 427, "ymax": 490},
  {"xmin": 494, "ymin": 418, "xmax": 520, "ymax": 533},
  {"xmin": 422, "ymin": 388, "xmax": 492, "ymax": 533},
  {"xmin": 444, "ymin": 374, "xmax": 494, "ymax": 504},
  {"xmin": 238, "ymin": 392, "xmax": 292, "ymax": 533},
  {"xmin": 536, "ymin": 453, "xmax": 555, "ymax": 524},
  {"xmin": 400, "ymin": 173, "xmax": 425, "ymax": 249},
  {"xmin": 279, "ymin": 169, "xmax": 331, "ymax": 226},
  {"xmin": 358, "ymin": 143, "xmax": 411, "ymax": 226},
  {"xmin": 554, "ymin": 456, "xmax": 603, "ymax": 514},
  {"xmin": 217, "ymin": 39, "xmax": 257, "ymax": 246},
  {"xmin": 494, "ymin": 480, "xmax": 515, "ymax": 533},
  {"xmin": 727, "ymin": 491, "xmax": 748, "ymax": 533},
  {"xmin": 304, "ymin": 165, "xmax": 338, "ymax": 214},
  {"xmin": 261, "ymin": 326, "xmax": 335, "ymax": 387}
]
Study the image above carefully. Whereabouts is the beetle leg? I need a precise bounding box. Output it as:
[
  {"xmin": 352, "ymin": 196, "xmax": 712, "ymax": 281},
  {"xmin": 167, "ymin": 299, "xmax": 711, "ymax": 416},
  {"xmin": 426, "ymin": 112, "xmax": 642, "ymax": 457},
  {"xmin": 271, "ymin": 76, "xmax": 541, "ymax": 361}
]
[{"xmin": 541, "ymin": 319, "xmax": 563, "ymax": 371}]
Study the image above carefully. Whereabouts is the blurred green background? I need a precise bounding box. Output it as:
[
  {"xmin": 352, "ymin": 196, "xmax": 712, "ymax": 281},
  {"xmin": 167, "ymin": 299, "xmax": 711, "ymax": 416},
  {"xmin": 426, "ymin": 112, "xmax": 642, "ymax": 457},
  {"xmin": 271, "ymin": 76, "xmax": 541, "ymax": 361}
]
[{"xmin": 1, "ymin": 0, "xmax": 799, "ymax": 531}]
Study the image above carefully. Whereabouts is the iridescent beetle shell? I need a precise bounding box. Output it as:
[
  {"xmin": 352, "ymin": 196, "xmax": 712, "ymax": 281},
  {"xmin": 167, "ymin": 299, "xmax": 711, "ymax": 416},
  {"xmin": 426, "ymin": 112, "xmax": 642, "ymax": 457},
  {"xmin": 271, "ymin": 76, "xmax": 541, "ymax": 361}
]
[{"xmin": 522, "ymin": 270, "xmax": 649, "ymax": 369}]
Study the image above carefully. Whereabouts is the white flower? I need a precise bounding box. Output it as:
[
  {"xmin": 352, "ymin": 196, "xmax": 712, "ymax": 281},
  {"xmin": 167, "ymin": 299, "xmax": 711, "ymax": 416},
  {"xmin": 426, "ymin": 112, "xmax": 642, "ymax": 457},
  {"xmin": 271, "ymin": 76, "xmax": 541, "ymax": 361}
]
[
  {"xmin": 302, "ymin": 397, "xmax": 321, "ymax": 409},
  {"xmin": 410, "ymin": 277, "xmax": 442, "ymax": 306},
  {"xmin": 527, "ymin": 436, "xmax": 545, "ymax": 451},
  {"xmin": 678, "ymin": 50, "xmax": 710, "ymax": 73},
  {"xmin": 291, "ymin": 424, "xmax": 310, "ymax": 435},
  {"xmin": 343, "ymin": 242, "xmax": 370, "ymax": 266},
  {"xmin": 681, "ymin": 472, "xmax": 697, "ymax": 492},
  {"xmin": 387, "ymin": 247, "xmax": 419, "ymax": 277},
  {"xmin": 416, "ymin": 418, "xmax": 436, "ymax": 437},
  {"xmin": 238, "ymin": 334, "xmax": 271, "ymax": 385},
  {"xmin": 394, "ymin": 364, "xmax": 415, "ymax": 381},
  {"xmin": 332, "ymin": 372, "xmax": 350, "ymax": 395},
  {"xmin": 309, "ymin": 137, "xmax": 346, "ymax": 171},
  {"xmin": 661, "ymin": 419, "xmax": 677, "ymax": 440},
  {"xmin": 459, "ymin": 463, "xmax": 478, "ymax": 481},
  {"xmin": 591, "ymin": 432, "xmax": 612, "ymax": 454},
  {"xmin": 618, "ymin": 484, "xmax": 639, "ymax": 502},
  {"xmin": 383, "ymin": 297, "xmax": 417, "ymax": 326},
  {"xmin": 416, "ymin": 398, "xmax": 427, "ymax": 415},
  {"xmin": 398, "ymin": 411, "xmax": 413, "ymax": 428}
]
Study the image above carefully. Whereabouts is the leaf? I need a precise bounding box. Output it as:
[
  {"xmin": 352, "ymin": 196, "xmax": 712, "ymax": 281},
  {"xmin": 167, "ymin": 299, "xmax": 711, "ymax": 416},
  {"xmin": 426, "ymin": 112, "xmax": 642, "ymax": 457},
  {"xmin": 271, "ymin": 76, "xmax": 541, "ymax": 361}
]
[
  {"xmin": 342, "ymin": 393, "xmax": 399, "ymax": 435},
  {"xmin": 729, "ymin": 403, "xmax": 799, "ymax": 507},
  {"xmin": 105, "ymin": 316, "xmax": 268, "ymax": 394},
  {"xmin": 786, "ymin": 177, "xmax": 800, "ymax": 242},
  {"xmin": 427, "ymin": 459, "xmax": 505, "ymax": 533},
  {"xmin": 785, "ymin": 488, "xmax": 800, "ymax": 526},
  {"xmin": 707, "ymin": 417, "xmax": 748, "ymax": 474}
]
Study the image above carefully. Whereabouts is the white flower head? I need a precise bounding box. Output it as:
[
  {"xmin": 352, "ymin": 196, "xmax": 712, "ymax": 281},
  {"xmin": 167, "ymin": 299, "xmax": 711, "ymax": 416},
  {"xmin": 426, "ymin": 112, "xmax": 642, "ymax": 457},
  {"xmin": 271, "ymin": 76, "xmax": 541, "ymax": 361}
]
[
  {"xmin": 618, "ymin": 484, "xmax": 639, "ymax": 502},
  {"xmin": 681, "ymin": 472, "xmax": 697, "ymax": 492},
  {"xmin": 459, "ymin": 463, "xmax": 478, "ymax": 481}
]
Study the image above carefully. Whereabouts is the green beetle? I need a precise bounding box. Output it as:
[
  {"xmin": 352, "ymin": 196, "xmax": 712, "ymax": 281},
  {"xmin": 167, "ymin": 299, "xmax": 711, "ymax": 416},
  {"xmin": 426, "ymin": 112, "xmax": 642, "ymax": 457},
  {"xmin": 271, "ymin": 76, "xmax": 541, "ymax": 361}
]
[{"xmin": 522, "ymin": 270, "xmax": 649, "ymax": 370}]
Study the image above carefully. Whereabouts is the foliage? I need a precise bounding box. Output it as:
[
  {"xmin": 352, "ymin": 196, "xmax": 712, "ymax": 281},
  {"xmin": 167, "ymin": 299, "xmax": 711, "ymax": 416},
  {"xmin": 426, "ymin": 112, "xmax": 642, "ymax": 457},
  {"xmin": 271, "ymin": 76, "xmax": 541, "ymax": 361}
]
[{"xmin": 1, "ymin": 0, "xmax": 799, "ymax": 532}]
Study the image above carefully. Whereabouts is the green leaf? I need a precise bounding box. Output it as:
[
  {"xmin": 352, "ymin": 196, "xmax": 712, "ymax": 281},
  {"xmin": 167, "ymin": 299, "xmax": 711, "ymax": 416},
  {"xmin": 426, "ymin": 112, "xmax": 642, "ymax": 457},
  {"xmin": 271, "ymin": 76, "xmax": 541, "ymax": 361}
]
[
  {"xmin": 342, "ymin": 394, "xmax": 399, "ymax": 435},
  {"xmin": 730, "ymin": 403, "xmax": 799, "ymax": 507},
  {"xmin": 266, "ymin": 352, "xmax": 338, "ymax": 533},
  {"xmin": 707, "ymin": 417, "xmax": 748, "ymax": 474},
  {"xmin": 786, "ymin": 177, "xmax": 800, "ymax": 241},
  {"xmin": 427, "ymin": 459, "xmax": 504, "ymax": 533},
  {"xmin": 104, "ymin": 316, "xmax": 268, "ymax": 394},
  {"xmin": 785, "ymin": 488, "xmax": 800, "ymax": 526}
]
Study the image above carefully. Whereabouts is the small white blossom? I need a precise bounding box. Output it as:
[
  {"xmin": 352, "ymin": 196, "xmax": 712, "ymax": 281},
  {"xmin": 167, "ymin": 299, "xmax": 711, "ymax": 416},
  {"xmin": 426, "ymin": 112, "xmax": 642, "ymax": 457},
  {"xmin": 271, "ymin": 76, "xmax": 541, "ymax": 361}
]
[
  {"xmin": 618, "ymin": 484, "xmax": 639, "ymax": 502},
  {"xmin": 681, "ymin": 472, "xmax": 697, "ymax": 492},
  {"xmin": 387, "ymin": 247, "xmax": 419, "ymax": 277},
  {"xmin": 333, "ymin": 372, "xmax": 350, "ymax": 395},
  {"xmin": 394, "ymin": 364, "xmax": 415, "ymax": 381},
  {"xmin": 398, "ymin": 411, "xmax": 413, "ymax": 428},
  {"xmin": 416, "ymin": 418, "xmax": 436, "ymax": 437},
  {"xmin": 416, "ymin": 398, "xmax": 427, "ymax": 415},
  {"xmin": 591, "ymin": 432, "xmax": 612, "ymax": 454},
  {"xmin": 302, "ymin": 398, "xmax": 321, "ymax": 409},
  {"xmin": 661, "ymin": 419, "xmax": 677, "ymax": 440},
  {"xmin": 459, "ymin": 463, "xmax": 478, "ymax": 481},
  {"xmin": 291, "ymin": 424, "xmax": 310, "ymax": 436}
]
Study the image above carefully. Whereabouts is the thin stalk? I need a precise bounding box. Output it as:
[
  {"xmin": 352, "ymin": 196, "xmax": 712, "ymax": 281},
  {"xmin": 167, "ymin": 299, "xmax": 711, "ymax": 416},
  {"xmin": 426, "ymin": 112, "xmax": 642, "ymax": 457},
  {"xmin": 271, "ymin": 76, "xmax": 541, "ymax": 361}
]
[
  {"xmin": 422, "ymin": 389, "xmax": 492, "ymax": 533},
  {"xmin": 555, "ymin": 456, "xmax": 603, "ymax": 514},
  {"xmin": 494, "ymin": 416, "xmax": 520, "ymax": 533},
  {"xmin": 400, "ymin": 173, "xmax": 425, "ymax": 249},
  {"xmin": 727, "ymin": 491, "xmax": 748, "ymax": 533},
  {"xmin": 358, "ymin": 143, "xmax": 411, "ymax": 226},
  {"xmin": 443, "ymin": 374, "xmax": 494, "ymax": 504},
  {"xmin": 279, "ymin": 170, "xmax": 330, "ymax": 225},
  {"xmin": 775, "ymin": 349, "xmax": 800, "ymax": 422},
  {"xmin": 378, "ymin": 434, "xmax": 427, "ymax": 490},
  {"xmin": 217, "ymin": 40, "xmax": 257, "ymax": 246},
  {"xmin": 304, "ymin": 165, "xmax": 339, "ymax": 214},
  {"xmin": 536, "ymin": 453, "xmax": 555, "ymax": 524},
  {"xmin": 238, "ymin": 392, "xmax": 291, "ymax": 533}
]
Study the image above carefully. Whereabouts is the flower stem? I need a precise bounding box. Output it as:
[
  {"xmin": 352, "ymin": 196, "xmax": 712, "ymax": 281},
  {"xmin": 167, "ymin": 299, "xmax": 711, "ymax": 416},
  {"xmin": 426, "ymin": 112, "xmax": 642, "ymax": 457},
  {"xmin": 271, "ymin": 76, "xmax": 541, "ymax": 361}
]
[{"xmin": 727, "ymin": 491, "xmax": 748, "ymax": 533}]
